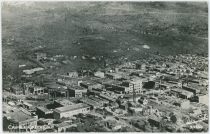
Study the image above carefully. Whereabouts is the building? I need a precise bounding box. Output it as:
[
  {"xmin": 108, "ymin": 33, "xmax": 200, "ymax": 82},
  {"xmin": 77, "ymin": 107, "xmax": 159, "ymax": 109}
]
[
  {"xmin": 3, "ymin": 109, "xmax": 38, "ymax": 132},
  {"xmin": 129, "ymin": 106, "xmax": 143, "ymax": 113},
  {"xmin": 22, "ymin": 101, "xmax": 34, "ymax": 110},
  {"xmin": 29, "ymin": 86, "xmax": 45, "ymax": 95},
  {"xmin": 19, "ymin": 64, "xmax": 26, "ymax": 68},
  {"xmin": 22, "ymin": 82, "xmax": 34, "ymax": 95},
  {"xmin": 54, "ymin": 122, "xmax": 75, "ymax": 132},
  {"xmin": 148, "ymin": 116, "xmax": 161, "ymax": 128},
  {"xmin": 11, "ymin": 85, "xmax": 23, "ymax": 95},
  {"xmin": 198, "ymin": 71, "xmax": 208, "ymax": 79},
  {"xmin": 105, "ymin": 83, "xmax": 130, "ymax": 94},
  {"xmin": 89, "ymin": 96, "xmax": 109, "ymax": 105},
  {"xmin": 123, "ymin": 94, "xmax": 142, "ymax": 102},
  {"xmin": 79, "ymin": 81, "xmax": 103, "ymax": 90},
  {"xmin": 80, "ymin": 98, "xmax": 103, "ymax": 109},
  {"xmin": 66, "ymin": 72, "xmax": 78, "ymax": 78},
  {"xmin": 167, "ymin": 81, "xmax": 182, "ymax": 88},
  {"xmin": 53, "ymin": 103, "xmax": 90, "ymax": 119},
  {"xmin": 105, "ymin": 120, "xmax": 122, "ymax": 131},
  {"xmin": 119, "ymin": 102, "xmax": 129, "ymax": 110},
  {"xmin": 121, "ymin": 62, "xmax": 136, "ymax": 69},
  {"xmin": 138, "ymin": 97, "xmax": 148, "ymax": 105},
  {"xmin": 36, "ymin": 107, "xmax": 53, "ymax": 119},
  {"xmin": 159, "ymin": 82, "xmax": 176, "ymax": 90},
  {"xmin": 47, "ymin": 83, "xmax": 67, "ymax": 99},
  {"xmin": 182, "ymin": 83, "xmax": 202, "ymax": 95},
  {"xmin": 35, "ymin": 52, "xmax": 47, "ymax": 61},
  {"xmin": 70, "ymin": 88, "xmax": 83, "ymax": 99},
  {"xmin": 173, "ymin": 99, "xmax": 190, "ymax": 109},
  {"xmin": 98, "ymin": 93, "xmax": 116, "ymax": 102},
  {"xmin": 198, "ymin": 94, "xmax": 208, "ymax": 105},
  {"xmin": 53, "ymin": 99, "xmax": 75, "ymax": 108},
  {"xmin": 80, "ymin": 96, "xmax": 109, "ymax": 109},
  {"xmin": 23, "ymin": 67, "xmax": 44, "ymax": 75},
  {"xmin": 135, "ymin": 63, "xmax": 147, "ymax": 71},
  {"xmin": 171, "ymin": 88, "xmax": 194, "ymax": 99},
  {"xmin": 105, "ymin": 73, "xmax": 122, "ymax": 80},
  {"xmin": 122, "ymin": 78, "xmax": 143, "ymax": 94},
  {"xmin": 67, "ymin": 86, "xmax": 87, "ymax": 98},
  {"xmin": 94, "ymin": 71, "xmax": 105, "ymax": 78}
]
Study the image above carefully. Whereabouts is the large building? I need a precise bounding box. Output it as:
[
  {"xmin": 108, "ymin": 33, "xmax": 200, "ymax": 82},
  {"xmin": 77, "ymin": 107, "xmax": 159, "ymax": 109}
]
[
  {"xmin": 53, "ymin": 103, "xmax": 90, "ymax": 119},
  {"xmin": 11, "ymin": 85, "xmax": 23, "ymax": 95},
  {"xmin": 67, "ymin": 86, "xmax": 87, "ymax": 98},
  {"xmin": 79, "ymin": 81, "xmax": 103, "ymax": 90},
  {"xmin": 80, "ymin": 98, "xmax": 103, "ymax": 109},
  {"xmin": 29, "ymin": 86, "xmax": 45, "ymax": 95},
  {"xmin": 105, "ymin": 73, "xmax": 122, "ymax": 80},
  {"xmin": 122, "ymin": 78, "xmax": 143, "ymax": 94},
  {"xmin": 54, "ymin": 122, "xmax": 75, "ymax": 132},
  {"xmin": 173, "ymin": 99, "xmax": 190, "ymax": 109},
  {"xmin": 94, "ymin": 71, "xmax": 105, "ymax": 78},
  {"xmin": 36, "ymin": 107, "xmax": 54, "ymax": 119},
  {"xmin": 171, "ymin": 88, "xmax": 194, "ymax": 99},
  {"xmin": 105, "ymin": 84, "xmax": 130, "ymax": 94},
  {"xmin": 182, "ymin": 82, "xmax": 207, "ymax": 95},
  {"xmin": 53, "ymin": 99, "xmax": 75, "ymax": 108},
  {"xmin": 66, "ymin": 71, "xmax": 78, "ymax": 78},
  {"xmin": 35, "ymin": 52, "xmax": 47, "ymax": 61},
  {"xmin": 22, "ymin": 82, "xmax": 34, "ymax": 95},
  {"xmin": 3, "ymin": 109, "xmax": 38, "ymax": 132}
]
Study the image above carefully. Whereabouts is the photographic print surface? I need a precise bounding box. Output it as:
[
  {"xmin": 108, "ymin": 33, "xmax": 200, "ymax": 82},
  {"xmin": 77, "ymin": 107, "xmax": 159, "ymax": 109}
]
[{"xmin": 2, "ymin": 1, "xmax": 208, "ymax": 132}]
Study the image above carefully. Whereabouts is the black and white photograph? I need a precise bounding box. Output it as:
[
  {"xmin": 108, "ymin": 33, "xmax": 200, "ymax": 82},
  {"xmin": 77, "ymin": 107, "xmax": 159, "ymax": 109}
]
[{"xmin": 1, "ymin": 1, "xmax": 209, "ymax": 132}]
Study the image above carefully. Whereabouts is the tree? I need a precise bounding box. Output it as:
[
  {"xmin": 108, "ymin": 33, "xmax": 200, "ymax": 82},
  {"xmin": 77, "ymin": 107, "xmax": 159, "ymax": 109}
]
[
  {"xmin": 37, "ymin": 120, "xmax": 45, "ymax": 126},
  {"xmin": 170, "ymin": 113, "xmax": 177, "ymax": 124},
  {"xmin": 53, "ymin": 119, "xmax": 62, "ymax": 124}
]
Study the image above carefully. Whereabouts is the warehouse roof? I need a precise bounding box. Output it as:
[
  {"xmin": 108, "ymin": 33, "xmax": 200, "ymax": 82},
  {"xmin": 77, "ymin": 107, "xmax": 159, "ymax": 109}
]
[{"xmin": 54, "ymin": 103, "xmax": 89, "ymax": 113}]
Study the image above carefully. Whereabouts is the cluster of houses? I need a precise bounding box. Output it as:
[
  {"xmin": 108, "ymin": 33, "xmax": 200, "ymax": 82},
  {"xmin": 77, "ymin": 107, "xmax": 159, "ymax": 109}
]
[{"xmin": 3, "ymin": 53, "xmax": 208, "ymax": 132}]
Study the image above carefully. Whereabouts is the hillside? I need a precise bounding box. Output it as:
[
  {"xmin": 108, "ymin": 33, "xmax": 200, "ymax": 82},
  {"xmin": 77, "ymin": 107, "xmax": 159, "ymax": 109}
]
[{"xmin": 2, "ymin": 2, "xmax": 208, "ymax": 77}]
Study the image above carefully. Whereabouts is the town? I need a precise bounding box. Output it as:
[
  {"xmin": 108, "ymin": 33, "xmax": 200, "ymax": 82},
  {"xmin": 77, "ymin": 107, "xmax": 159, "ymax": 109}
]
[{"xmin": 3, "ymin": 49, "xmax": 208, "ymax": 132}]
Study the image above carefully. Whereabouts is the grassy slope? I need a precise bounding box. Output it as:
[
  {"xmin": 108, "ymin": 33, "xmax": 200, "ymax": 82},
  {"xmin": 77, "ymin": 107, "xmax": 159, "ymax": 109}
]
[{"xmin": 2, "ymin": 2, "xmax": 208, "ymax": 76}]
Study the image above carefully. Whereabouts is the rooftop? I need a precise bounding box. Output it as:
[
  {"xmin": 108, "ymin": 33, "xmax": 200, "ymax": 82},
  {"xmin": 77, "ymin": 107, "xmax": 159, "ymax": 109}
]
[
  {"xmin": 68, "ymin": 85, "xmax": 86, "ymax": 91},
  {"xmin": 122, "ymin": 78, "xmax": 142, "ymax": 84},
  {"xmin": 186, "ymin": 82, "xmax": 205, "ymax": 90},
  {"xmin": 89, "ymin": 96, "xmax": 109, "ymax": 103},
  {"xmin": 94, "ymin": 78, "xmax": 114, "ymax": 85},
  {"xmin": 5, "ymin": 109, "xmax": 36, "ymax": 123},
  {"xmin": 105, "ymin": 72, "xmax": 122, "ymax": 77},
  {"xmin": 37, "ymin": 106, "xmax": 53, "ymax": 113},
  {"xmin": 54, "ymin": 99, "xmax": 75, "ymax": 106},
  {"xmin": 148, "ymin": 115, "xmax": 161, "ymax": 122},
  {"xmin": 54, "ymin": 103, "xmax": 89, "ymax": 113},
  {"xmin": 46, "ymin": 82, "xmax": 66, "ymax": 90},
  {"xmin": 80, "ymin": 80, "xmax": 100, "ymax": 86},
  {"xmin": 23, "ymin": 101, "xmax": 33, "ymax": 107},
  {"xmin": 81, "ymin": 98, "xmax": 101, "ymax": 107},
  {"xmin": 55, "ymin": 122, "xmax": 71, "ymax": 128},
  {"xmin": 171, "ymin": 88, "xmax": 194, "ymax": 96}
]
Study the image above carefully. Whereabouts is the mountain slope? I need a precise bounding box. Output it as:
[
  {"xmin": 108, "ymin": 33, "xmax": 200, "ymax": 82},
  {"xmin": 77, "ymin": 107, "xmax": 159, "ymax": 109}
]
[{"xmin": 2, "ymin": 2, "xmax": 208, "ymax": 76}]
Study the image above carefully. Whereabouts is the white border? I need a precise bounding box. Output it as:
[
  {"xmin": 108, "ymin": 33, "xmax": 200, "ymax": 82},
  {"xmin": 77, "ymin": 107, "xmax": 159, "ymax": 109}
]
[
  {"xmin": 1, "ymin": 0, "xmax": 209, "ymax": 2},
  {"xmin": 0, "ymin": 0, "xmax": 209, "ymax": 134}
]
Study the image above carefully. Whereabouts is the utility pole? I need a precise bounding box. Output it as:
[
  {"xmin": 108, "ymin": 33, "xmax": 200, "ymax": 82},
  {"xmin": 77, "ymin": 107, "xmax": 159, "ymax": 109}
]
[
  {"xmin": 66, "ymin": 90, "xmax": 69, "ymax": 99},
  {"xmin": 54, "ymin": 90, "xmax": 56, "ymax": 100},
  {"xmin": 132, "ymin": 83, "xmax": 136, "ymax": 103}
]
